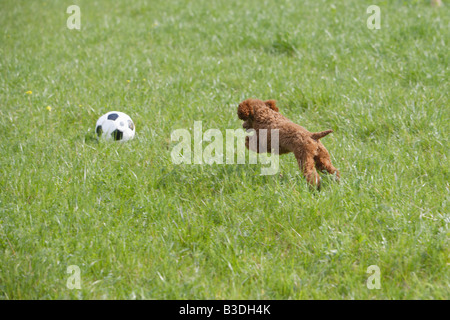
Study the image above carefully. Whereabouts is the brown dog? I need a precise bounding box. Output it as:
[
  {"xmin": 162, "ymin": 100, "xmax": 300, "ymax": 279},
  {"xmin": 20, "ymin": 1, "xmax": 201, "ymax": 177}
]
[{"xmin": 238, "ymin": 98, "xmax": 340, "ymax": 189}]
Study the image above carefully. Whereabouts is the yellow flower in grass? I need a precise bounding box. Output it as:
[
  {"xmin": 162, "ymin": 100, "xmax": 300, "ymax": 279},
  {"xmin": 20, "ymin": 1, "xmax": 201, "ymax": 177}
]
[
  {"xmin": 26, "ymin": 90, "xmax": 32, "ymax": 94},
  {"xmin": 46, "ymin": 106, "xmax": 52, "ymax": 111},
  {"xmin": 126, "ymin": 80, "xmax": 131, "ymax": 83}
]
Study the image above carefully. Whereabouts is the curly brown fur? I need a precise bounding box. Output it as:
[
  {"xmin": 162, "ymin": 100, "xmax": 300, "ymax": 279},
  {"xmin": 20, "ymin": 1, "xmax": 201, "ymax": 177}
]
[{"xmin": 238, "ymin": 98, "xmax": 340, "ymax": 189}]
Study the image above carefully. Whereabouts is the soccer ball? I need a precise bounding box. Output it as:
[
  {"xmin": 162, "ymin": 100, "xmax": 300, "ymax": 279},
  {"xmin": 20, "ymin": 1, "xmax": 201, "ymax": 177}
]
[{"xmin": 95, "ymin": 111, "xmax": 135, "ymax": 142}]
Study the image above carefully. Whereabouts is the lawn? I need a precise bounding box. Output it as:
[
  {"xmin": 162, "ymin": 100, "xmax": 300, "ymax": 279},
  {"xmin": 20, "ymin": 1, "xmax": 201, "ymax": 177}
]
[{"xmin": 0, "ymin": 0, "xmax": 448, "ymax": 299}]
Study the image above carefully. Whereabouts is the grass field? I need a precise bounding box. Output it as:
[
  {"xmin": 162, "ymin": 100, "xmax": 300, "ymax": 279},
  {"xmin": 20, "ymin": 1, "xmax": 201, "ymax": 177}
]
[{"xmin": 0, "ymin": 0, "xmax": 449, "ymax": 299}]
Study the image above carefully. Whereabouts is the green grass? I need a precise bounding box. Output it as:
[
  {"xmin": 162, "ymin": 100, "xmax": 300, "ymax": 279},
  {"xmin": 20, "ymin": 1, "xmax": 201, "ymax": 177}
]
[{"xmin": 0, "ymin": 0, "xmax": 449, "ymax": 299}]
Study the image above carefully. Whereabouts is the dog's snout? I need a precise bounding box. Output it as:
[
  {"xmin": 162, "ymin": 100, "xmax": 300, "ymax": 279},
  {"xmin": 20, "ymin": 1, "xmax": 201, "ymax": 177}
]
[{"xmin": 242, "ymin": 120, "xmax": 252, "ymax": 131}]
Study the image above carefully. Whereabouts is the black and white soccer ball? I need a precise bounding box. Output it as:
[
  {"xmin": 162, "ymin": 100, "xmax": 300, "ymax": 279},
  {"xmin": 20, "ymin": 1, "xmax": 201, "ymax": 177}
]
[{"xmin": 95, "ymin": 111, "xmax": 135, "ymax": 142}]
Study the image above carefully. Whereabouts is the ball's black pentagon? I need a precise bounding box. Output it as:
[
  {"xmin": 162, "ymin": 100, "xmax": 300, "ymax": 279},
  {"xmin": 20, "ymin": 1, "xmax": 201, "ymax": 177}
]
[
  {"xmin": 107, "ymin": 113, "xmax": 119, "ymax": 121},
  {"xmin": 96, "ymin": 125, "xmax": 103, "ymax": 137},
  {"xmin": 111, "ymin": 129, "xmax": 123, "ymax": 141},
  {"xmin": 128, "ymin": 120, "xmax": 135, "ymax": 131}
]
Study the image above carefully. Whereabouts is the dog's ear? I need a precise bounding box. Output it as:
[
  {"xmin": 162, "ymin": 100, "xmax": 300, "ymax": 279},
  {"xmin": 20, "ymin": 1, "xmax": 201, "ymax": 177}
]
[
  {"xmin": 264, "ymin": 100, "xmax": 279, "ymax": 112},
  {"xmin": 237, "ymin": 101, "xmax": 253, "ymax": 120}
]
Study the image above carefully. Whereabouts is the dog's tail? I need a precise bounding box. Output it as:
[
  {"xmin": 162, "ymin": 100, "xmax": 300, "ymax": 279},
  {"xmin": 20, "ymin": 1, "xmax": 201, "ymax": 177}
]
[{"xmin": 311, "ymin": 129, "xmax": 333, "ymax": 140}]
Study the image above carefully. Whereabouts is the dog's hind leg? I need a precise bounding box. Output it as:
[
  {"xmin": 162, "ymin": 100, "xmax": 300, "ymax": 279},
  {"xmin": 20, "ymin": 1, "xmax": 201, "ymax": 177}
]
[{"xmin": 294, "ymin": 150, "xmax": 321, "ymax": 189}]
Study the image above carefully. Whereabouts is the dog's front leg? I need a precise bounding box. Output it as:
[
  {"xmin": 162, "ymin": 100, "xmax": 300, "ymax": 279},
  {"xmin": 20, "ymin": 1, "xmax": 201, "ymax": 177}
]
[{"xmin": 245, "ymin": 130, "xmax": 260, "ymax": 153}]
